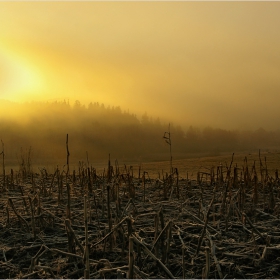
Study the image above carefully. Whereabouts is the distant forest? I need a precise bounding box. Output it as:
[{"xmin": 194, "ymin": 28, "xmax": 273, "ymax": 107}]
[{"xmin": 1, "ymin": 99, "xmax": 280, "ymax": 166}]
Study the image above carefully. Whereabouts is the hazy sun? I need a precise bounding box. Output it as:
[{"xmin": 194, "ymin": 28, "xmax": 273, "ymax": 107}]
[{"xmin": 0, "ymin": 43, "xmax": 44, "ymax": 102}]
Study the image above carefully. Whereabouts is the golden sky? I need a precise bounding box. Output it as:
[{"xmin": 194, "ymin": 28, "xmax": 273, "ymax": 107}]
[{"xmin": 1, "ymin": 2, "xmax": 280, "ymax": 130}]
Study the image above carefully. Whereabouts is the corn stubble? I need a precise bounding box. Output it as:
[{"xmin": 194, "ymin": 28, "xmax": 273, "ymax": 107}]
[{"xmin": 1, "ymin": 139, "xmax": 280, "ymax": 279}]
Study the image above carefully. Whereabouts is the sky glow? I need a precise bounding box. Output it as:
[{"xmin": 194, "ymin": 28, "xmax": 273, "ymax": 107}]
[{"xmin": 1, "ymin": 2, "xmax": 280, "ymax": 130}]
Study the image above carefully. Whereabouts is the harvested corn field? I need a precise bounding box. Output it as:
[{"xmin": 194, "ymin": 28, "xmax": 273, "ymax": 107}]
[{"xmin": 1, "ymin": 154, "xmax": 280, "ymax": 279}]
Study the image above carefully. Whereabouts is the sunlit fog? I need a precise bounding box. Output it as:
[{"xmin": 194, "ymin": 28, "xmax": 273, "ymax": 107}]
[{"xmin": 1, "ymin": 2, "xmax": 280, "ymax": 166}]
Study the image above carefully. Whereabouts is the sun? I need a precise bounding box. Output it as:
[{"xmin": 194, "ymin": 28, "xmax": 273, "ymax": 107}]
[{"xmin": 0, "ymin": 43, "xmax": 44, "ymax": 102}]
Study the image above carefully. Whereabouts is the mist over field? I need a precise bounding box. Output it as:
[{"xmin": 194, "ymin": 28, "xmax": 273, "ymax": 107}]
[
  {"xmin": 1, "ymin": 99, "xmax": 280, "ymax": 168},
  {"xmin": 1, "ymin": 2, "xmax": 280, "ymax": 169},
  {"xmin": 1, "ymin": 2, "xmax": 280, "ymax": 133}
]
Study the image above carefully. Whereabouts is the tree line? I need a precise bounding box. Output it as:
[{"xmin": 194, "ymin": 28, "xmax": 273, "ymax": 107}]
[{"xmin": 1, "ymin": 99, "xmax": 280, "ymax": 166}]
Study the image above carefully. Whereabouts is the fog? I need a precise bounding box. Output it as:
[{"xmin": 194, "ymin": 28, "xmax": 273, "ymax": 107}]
[
  {"xmin": 1, "ymin": 100, "xmax": 280, "ymax": 168},
  {"xmin": 1, "ymin": 2, "xmax": 280, "ymax": 132}
]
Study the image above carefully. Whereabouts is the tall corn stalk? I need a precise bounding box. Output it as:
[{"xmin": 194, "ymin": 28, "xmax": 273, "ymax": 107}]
[
  {"xmin": 1, "ymin": 140, "xmax": 5, "ymax": 188},
  {"xmin": 66, "ymin": 134, "xmax": 70, "ymax": 177},
  {"xmin": 163, "ymin": 123, "xmax": 173, "ymax": 174}
]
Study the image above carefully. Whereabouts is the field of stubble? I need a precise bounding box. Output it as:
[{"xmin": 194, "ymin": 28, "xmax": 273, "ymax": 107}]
[{"xmin": 1, "ymin": 151, "xmax": 280, "ymax": 279}]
